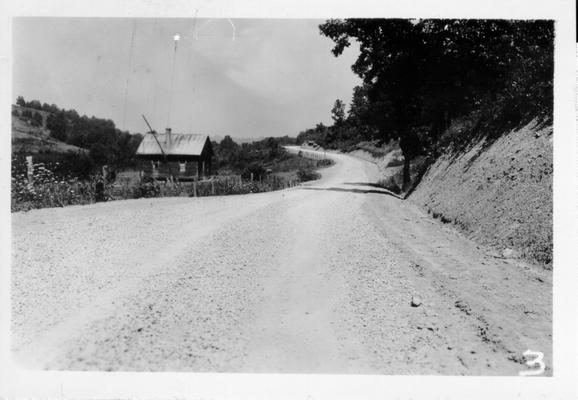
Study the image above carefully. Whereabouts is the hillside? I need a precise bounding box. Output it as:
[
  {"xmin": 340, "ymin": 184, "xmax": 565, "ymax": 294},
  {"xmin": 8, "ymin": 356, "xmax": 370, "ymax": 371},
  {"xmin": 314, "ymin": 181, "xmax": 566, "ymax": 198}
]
[
  {"xmin": 11, "ymin": 105, "xmax": 86, "ymax": 155},
  {"xmin": 409, "ymin": 120, "xmax": 552, "ymax": 267}
]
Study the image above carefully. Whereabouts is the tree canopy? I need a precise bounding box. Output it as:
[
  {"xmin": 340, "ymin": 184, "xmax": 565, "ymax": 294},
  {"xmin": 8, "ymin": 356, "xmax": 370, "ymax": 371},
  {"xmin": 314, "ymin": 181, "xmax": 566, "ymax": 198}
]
[
  {"xmin": 331, "ymin": 99, "xmax": 346, "ymax": 125},
  {"xmin": 15, "ymin": 96, "xmax": 143, "ymax": 171},
  {"xmin": 318, "ymin": 18, "xmax": 554, "ymax": 188}
]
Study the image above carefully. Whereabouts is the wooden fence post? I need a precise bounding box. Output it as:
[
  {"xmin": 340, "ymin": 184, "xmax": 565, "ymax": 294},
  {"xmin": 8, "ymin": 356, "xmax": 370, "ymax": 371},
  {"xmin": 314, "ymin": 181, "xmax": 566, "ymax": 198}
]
[
  {"xmin": 211, "ymin": 179, "xmax": 215, "ymax": 196},
  {"xmin": 193, "ymin": 180, "xmax": 197, "ymax": 197},
  {"xmin": 26, "ymin": 155, "xmax": 33, "ymax": 183}
]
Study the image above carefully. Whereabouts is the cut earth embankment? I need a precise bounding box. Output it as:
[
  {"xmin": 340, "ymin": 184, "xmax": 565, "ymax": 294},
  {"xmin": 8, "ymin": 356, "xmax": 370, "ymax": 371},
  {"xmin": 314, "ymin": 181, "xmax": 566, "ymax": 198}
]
[{"xmin": 409, "ymin": 120, "xmax": 553, "ymax": 268}]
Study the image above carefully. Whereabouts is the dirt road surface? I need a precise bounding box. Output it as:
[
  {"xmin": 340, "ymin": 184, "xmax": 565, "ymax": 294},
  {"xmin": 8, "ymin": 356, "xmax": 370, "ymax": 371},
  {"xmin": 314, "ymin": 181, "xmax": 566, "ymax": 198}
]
[{"xmin": 11, "ymin": 148, "xmax": 552, "ymax": 375}]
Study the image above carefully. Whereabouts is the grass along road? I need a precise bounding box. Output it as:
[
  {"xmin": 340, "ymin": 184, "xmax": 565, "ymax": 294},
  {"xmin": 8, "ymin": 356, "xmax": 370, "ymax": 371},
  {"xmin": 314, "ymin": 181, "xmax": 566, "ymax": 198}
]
[{"xmin": 11, "ymin": 149, "xmax": 551, "ymax": 374}]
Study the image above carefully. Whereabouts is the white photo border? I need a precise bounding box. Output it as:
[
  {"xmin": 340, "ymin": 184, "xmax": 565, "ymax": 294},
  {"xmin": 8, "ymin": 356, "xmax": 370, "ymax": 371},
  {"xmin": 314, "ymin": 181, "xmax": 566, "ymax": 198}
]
[{"xmin": 0, "ymin": 0, "xmax": 576, "ymax": 399}]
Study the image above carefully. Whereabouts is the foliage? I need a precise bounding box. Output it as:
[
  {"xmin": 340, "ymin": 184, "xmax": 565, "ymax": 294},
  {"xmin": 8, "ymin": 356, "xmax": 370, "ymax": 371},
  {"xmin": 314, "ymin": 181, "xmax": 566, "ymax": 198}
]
[
  {"xmin": 11, "ymin": 162, "xmax": 313, "ymax": 212},
  {"xmin": 46, "ymin": 111, "xmax": 67, "ymax": 142},
  {"xmin": 297, "ymin": 168, "xmax": 320, "ymax": 182},
  {"xmin": 12, "ymin": 151, "xmax": 95, "ymax": 180},
  {"xmin": 241, "ymin": 162, "xmax": 267, "ymax": 180},
  {"xmin": 15, "ymin": 96, "xmax": 144, "ymax": 172},
  {"xmin": 31, "ymin": 112, "xmax": 43, "ymax": 127},
  {"xmin": 11, "ymin": 160, "xmax": 100, "ymax": 212},
  {"xmin": 317, "ymin": 19, "xmax": 554, "ymax": 189},
  {"xmin": 213, "ymin": 135, "xmax": 296, "ymax": 175},
  {"xmin": 131, "ymin": 182, "xmax": 161, "ymax": 199},
  {"xmin": 331, "ymin": 99, "xmax": 346, "ymax": 125},
  {"xmin": 377, "ymin": 176, "xmax": 402, "ymax": 195},
  {"xmin": 347, "ymin": 84, "xmax": 371, "ymax": 127}
]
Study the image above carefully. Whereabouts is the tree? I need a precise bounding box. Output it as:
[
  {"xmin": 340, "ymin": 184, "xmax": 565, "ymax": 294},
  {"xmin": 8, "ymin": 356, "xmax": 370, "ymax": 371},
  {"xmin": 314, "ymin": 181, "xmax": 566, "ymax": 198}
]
[
  {"xmin": 264, "ymin": 137, "xmax": 280, "ymax": 158},
  {"xmin": 216, "ymin": 135, "xmax": 241, "ymax": 168},
  {"xmin": 219, "ymin": 135, "xmax": 240, "ymax": 159},
  {"xmin": 27, "ymin": 99, "xmax": 42, "ymax": 110},
  {"xmin": 319, "ymin": 18, "xmax": 553, "ymax": 190},
  {"xmin": 46, "ymin": 111, "xmax": 67, "ymax": 142},
  {"xmin": 89, "ymin": 142, "xmax": 112, "ymax": 166},
  {"xmin": 320, "ymin": 19, "xmax": 427, "ymax": 190},
  {"xmin": 347, "ymin": 85, "xmax": 369, "ymax": 124},
  {"xmin": 31, "ymin": 112, "xmax": 43, "ymax": 127},
  {"xmin": 331, "ymin": 99, "xmax": 346, "ymax": 126},
  {"xmin": 16, "ymin": 96, "xmax": 25, "ymax": 107}
]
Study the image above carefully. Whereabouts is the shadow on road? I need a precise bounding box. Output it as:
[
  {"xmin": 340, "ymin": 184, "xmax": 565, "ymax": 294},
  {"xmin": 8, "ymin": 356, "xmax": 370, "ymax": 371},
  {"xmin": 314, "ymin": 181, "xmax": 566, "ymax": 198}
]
[
  {"xmin": 343, "ymin": 181, "xmax": 388, "ymax": 189},
  {"xmin": 300, "ymin": 186, "xmax": 402, "ymax": 198},
  {"xmin": 343, "ymin": 182, "xmax": 403, "ymax": 198}
]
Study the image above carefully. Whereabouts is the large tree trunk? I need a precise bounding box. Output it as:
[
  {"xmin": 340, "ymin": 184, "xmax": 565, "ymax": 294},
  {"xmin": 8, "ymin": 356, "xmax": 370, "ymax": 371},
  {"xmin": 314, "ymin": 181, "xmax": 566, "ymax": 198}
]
[{"xmin": 402, "ymin": 154, "xmax": 411, "ymax": 192}]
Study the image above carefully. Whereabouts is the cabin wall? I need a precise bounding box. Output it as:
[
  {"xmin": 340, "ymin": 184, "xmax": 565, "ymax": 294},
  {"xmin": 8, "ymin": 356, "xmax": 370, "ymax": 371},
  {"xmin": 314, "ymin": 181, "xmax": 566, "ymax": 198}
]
[{"xmin": 137, "ymin": 157, "xmax": 212, "ymax": 180}]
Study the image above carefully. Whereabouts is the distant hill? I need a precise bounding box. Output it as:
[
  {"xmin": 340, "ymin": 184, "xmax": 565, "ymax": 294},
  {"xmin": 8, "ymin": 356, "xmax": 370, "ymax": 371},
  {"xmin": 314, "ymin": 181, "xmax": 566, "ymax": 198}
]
[
  {"xmin": 11, "ymin": 105, "xmax": 86, "ymax": 155},
  {"xmin": 211, "ymin": 135, "xmax": 268, "ymax": 145}
]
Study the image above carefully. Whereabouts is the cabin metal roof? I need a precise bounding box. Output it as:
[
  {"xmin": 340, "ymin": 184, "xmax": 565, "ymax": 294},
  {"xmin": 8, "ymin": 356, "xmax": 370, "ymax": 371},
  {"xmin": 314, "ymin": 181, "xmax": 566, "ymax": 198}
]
[{"xmin": 136, "ymin": 133, "xmax": 211, "ymax": 156}]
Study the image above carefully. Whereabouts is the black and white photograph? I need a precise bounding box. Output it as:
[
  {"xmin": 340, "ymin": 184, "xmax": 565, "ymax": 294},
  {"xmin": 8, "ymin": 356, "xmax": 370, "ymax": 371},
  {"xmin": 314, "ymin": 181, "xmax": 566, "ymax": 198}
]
[{"xmin": 1, "ymin": 0, "xmax": 577, "ymax": 399}]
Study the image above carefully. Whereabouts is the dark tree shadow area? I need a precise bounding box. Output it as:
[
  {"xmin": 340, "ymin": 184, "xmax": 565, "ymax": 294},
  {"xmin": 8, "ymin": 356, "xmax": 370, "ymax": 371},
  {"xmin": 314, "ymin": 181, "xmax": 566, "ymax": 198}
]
[
  {"xmin": 344, "ymin": 182, "xmax": 404, "ymax": 198},
  {"xmin": 300, "ymin": 185, "xmax": 402, "ymax": 199},
  {"xmin": 343, "ymin": 182, "xmax": 388, "ymax": 189}
]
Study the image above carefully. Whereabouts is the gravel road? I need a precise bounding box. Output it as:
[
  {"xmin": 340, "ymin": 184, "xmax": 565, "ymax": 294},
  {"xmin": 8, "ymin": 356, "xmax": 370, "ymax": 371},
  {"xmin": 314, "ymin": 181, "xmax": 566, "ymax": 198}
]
[{"xmin": 11, "ymin": 149, "xmax": 552, "ymax": 374}]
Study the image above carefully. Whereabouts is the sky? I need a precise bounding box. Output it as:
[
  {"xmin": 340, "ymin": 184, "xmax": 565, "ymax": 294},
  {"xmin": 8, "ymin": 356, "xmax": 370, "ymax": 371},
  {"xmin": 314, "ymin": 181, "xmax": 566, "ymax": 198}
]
[{"xmin": 12, "ymin": 18, "xmax": 362, "ymax": 139}]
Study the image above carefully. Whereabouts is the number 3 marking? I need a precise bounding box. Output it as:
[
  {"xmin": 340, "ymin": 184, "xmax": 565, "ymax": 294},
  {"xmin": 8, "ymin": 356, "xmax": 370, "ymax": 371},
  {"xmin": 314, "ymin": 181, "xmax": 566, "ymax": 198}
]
[{"xmin": 518, "ymin": 349, "xmax": 545, "ymax": 376}]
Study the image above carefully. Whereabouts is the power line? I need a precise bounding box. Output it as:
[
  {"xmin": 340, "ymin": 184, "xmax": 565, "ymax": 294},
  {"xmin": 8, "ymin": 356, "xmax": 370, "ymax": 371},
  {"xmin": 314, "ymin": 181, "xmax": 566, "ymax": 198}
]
[
  {"xmin": 187, "ymin": 11, "xmax": 199, "ymax": 133},
  {"xmin": 122, "ymin": 19, "xmax": 137, "ymax": 131},
  {"xmin": 166, "ymin": 33, "xmax": 180, "ymax": 129}
]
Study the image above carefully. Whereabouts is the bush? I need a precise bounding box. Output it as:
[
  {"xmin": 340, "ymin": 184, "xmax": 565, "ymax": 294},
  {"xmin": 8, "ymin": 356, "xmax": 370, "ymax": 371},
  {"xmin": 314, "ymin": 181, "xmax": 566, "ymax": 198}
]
[
  {"xmin": 54, "ymin": 152, "xmax": 95, "ymax": 179},
  {"xmin": 11, "ymin": 164, "xmax": 95, "ymax": 212},
  {"xmin": 376, "ymin": 155, "xmax": 431, "ymax": 196},
  {"xmin": 241, "ymin": 162, "xmax": 266, "ymax": 180},
  {"xmin": 316, "ymin": 159, "xmax": 333, "ymax": 167},
  {"xmin": 31, "ymin": 112, "xmax": 43, "ymax": 127},
  {"xmin": 297, "ymin": 168, "xmax": 320, "ymax": 182},
  {"xmin": 11, "ymin": 160, "xmax": 305, "ymax": 212},
  {"xmin": 132, "ymin": 182, "xmax": 161, "ymax": 199}
]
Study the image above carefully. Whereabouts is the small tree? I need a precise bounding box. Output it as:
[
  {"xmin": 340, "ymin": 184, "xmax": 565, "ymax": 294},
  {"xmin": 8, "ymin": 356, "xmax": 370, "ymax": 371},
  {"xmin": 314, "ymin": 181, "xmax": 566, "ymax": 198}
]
[
  {"xmin": 31, "ymin": 112, "xmax": 43, "ymax": 127},
  {"xmin": 331, "ymin": 99, "xmax": 346, "ymax": 126},
  {"xmin": 347, "ymin": 85, "xmax": 370, "ymax": 125},
  {"xmin": 46, "ymin": 111, "xmax": 68, "ymax": 142},
  {"xmin": 27, "ymin": 99, "xmax": 42, "ymax": 110},
  {"xmin": 16, "ymin": 96, "xmax": 25, "ymax": 107}
]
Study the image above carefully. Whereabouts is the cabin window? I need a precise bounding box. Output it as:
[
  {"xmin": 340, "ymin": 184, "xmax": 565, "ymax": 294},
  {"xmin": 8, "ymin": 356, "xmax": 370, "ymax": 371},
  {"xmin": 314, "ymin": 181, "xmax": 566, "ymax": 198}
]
[
  {"xmin": 151, "ymin": 160, "xmax": 160, "ymax": 170},
  {"xmin": 179, "ymin": 162, "xmax": 186, "ymax": 173}
]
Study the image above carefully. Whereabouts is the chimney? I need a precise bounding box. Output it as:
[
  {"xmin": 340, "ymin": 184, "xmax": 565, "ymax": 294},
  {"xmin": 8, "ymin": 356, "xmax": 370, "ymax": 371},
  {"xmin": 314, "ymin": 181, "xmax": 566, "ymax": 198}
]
[{"xmin": 165, "ymin": 128, "xmax": 172, "ymax": 149}]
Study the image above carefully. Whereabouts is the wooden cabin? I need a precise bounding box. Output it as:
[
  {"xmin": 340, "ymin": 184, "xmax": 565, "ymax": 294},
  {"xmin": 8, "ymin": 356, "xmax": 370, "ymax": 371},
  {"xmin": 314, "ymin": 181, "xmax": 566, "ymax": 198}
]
[{"xmin": 135, "ymin": 129, "xmax": 213, "ymax": 181}]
